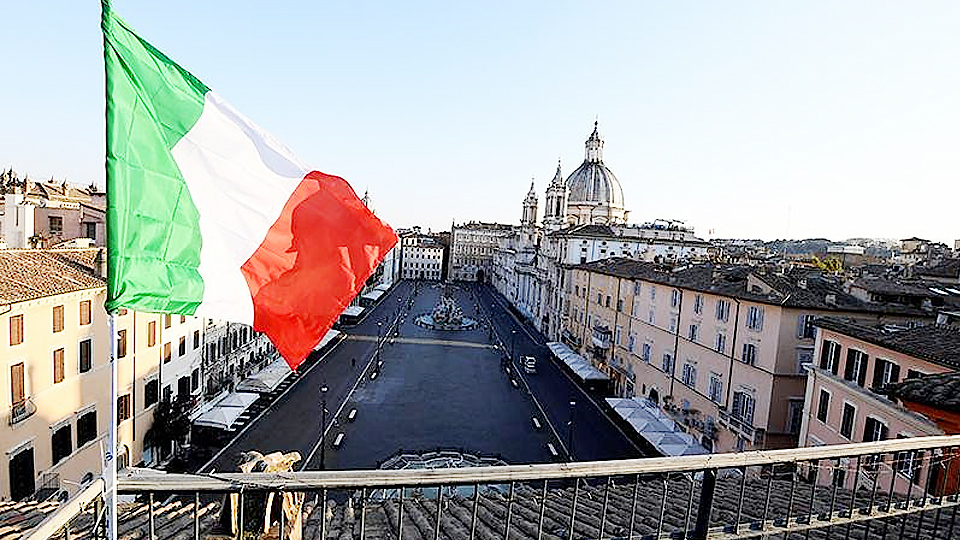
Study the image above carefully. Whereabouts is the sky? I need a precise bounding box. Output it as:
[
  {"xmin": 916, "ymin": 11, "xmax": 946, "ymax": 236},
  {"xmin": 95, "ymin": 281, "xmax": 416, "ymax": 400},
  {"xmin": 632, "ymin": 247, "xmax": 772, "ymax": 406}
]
[{"xmin": 2, "ymin": 1, "xmax": 958, "ymax": 244}]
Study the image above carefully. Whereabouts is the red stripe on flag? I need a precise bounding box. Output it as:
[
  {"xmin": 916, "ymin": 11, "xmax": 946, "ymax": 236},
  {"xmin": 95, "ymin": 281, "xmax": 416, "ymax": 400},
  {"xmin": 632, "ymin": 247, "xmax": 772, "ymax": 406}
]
[{"xmin": 241, "ymin": 171, "xmax": 398, "ymax": 370}]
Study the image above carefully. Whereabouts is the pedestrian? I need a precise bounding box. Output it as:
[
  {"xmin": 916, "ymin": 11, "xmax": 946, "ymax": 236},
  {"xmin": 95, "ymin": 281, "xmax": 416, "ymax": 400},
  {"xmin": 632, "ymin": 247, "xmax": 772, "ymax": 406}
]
[{"xmin": 351, "ymin": 357, "xmax": 356, "ymax": 368}]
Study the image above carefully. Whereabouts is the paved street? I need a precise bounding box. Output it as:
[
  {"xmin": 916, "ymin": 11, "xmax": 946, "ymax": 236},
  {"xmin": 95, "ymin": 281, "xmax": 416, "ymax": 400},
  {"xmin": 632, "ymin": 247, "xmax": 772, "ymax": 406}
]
[{"xmin": 199, "ymin": 279, "xmax": 641, "ymax": 474}]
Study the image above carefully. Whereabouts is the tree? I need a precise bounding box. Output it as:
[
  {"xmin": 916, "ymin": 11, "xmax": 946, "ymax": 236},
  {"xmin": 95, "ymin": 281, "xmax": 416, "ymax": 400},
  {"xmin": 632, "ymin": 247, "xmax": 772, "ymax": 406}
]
[
  {"xmin": 812, "ymin": 255, "xmax": 843, "ymax": 274},
  {"xmin": 145, "ymin": 396, "xmax": 192, "ymax": 461}
]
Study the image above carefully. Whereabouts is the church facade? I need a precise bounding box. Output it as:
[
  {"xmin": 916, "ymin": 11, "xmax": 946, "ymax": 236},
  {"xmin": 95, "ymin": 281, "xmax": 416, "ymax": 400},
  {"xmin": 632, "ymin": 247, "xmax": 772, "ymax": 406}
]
[{"xmin": 491, "ymin": 123, "xmax": 711, "ymax": 343}]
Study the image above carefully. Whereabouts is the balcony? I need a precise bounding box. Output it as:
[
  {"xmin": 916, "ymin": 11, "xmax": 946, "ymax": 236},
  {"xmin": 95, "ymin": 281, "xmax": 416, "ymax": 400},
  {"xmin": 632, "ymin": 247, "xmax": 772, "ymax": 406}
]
[
  {"xmin": 9, "ymin": 397, "xmax": 36, "ymax": 425},
  {"xmin": 21, "ymin": 435, "xmax": 960, "ymax": 540},
  {"xmin": 718, "ymin": 407, "xmax": 764, "ymax": 443},
  {"xmin": 590, "ymin": 325, "xmax": 612, "ymax": 350}
]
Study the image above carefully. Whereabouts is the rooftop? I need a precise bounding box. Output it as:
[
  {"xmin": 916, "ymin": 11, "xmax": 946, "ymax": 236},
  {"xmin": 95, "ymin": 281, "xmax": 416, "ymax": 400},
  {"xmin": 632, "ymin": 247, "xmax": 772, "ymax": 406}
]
[
  {"xmin": 814, "ymin": 317, "xmax": 960, "ymax": 370},
  {"xmin": 0, "ymin": 248, "xmax": 104, "ymax": 304},
  {"xmin": 880, "ymin": 370, "xmax": 960, "ymax": 413}
]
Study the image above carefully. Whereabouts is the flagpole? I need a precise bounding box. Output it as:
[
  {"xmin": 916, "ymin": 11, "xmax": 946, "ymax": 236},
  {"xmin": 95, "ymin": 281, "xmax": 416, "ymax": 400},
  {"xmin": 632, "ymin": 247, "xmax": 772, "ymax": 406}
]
[
  {"xmin": 102, "ymin": 2, "xmax": 118, "ymax": 538},
  {"xmin": 106, "ymin": 312, "xmax": 118, "ymax": 540}
]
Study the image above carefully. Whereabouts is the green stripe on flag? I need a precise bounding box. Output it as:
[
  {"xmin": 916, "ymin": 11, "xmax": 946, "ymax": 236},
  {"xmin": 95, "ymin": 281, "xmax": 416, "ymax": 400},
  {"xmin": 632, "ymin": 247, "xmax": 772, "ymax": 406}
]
[{"xmin": 103, "ymin": 6, "xmax": 209, "ymax": 314}]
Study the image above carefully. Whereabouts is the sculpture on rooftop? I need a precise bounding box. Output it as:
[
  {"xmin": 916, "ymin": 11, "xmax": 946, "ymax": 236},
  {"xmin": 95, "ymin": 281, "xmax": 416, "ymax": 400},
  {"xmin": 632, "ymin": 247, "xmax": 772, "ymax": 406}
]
[{"xmin": 215, "ymin": 450, "xmax": 304, "ymax": 540}]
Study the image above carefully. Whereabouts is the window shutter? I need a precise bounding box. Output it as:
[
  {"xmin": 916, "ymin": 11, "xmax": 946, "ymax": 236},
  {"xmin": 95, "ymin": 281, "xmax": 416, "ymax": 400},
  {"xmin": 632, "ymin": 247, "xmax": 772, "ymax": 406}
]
[
  {"xmin": 857, "ymin": 355, "xmax": 868, "ymax": 387},
  {"xmin": 844, "ymin": 350, "xmax": 856, "ymax": 381},
  {"xmin": 872, "ymin": 360, "xmax": 885, "ymax": 389},
  {"xmin": 890, "ymin": 364, "xmax": 900, "ymax": 384}
]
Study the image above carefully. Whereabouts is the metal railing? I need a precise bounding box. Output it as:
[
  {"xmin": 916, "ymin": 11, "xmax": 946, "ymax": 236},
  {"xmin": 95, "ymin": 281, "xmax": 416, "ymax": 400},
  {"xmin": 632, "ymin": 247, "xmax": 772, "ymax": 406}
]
[
  {"xmin": 9, "ymin": 396, "xmax": 37, "ymax": 425},
  {"xmin": 24, "ymin": 435, "xmax": 960, "ymax": 540}
]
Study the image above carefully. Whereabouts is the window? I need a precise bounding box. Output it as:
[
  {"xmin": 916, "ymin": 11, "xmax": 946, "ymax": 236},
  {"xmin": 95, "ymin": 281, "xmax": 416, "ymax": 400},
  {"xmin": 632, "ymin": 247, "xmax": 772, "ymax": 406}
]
[
  {"xmin": 11, "ymin": 362, "xmax": 25, "ymax": 404},
  {"xmin": 143, "ymin": 321, "xmax": 154, "ymax": 348},
  {"xmin": 669, "ymin": 315, "xmax": 677, "ymax": 333},
  {"xmin": 177, "ymin": 376, "xmax": 191, "ymax": 398},
  {"xmin": 788, "ymin": 400, "xmax": 804, "ymax": 434},
  {"xmin": 894, "ymin": 434, "xmax": 923, "ymax": 484},
  {"xmin": 840, "ymin": 403, "xmax": 856, "ymax": 439},
  {"xmin": 661, "ymin": 353, "xmax": 674, "ymax": 374},
  {"xmin": 144, "ymin": 379, "xmax": 159, "ymax": 407},
  {"xmin": 616, "ymin": 298, "xmax": 623, "ymax": 312},
  {"xmin": 51, "ymin": 424, "xmax": 72, "ymax": 464},
  {"xmin": 819, "ymin": 340, "xmax": 841, "ymax": 375},
  {"xmin": 117, "ymin": 330, "xmax": 127, "ymax": 358},
  {"xmin": 688, "ymin": 324, "xmax": 698, "ymax": 342},
  {"xmin": 648, "ymin": 310, "xmax": 655, "ymax": 325},
  {"xmin": 731, "ymin": 392, "xmax": 755, "ymax": 424},
  {"xmin": 52, "ymin": 305, "xmax": 64, "ymax": 333},
  {"xmin": 797, "ymin": 315, "xmax": 817, "ymax": 339},
  {"xmin": 844, "ymin": 349, "xmax": 868, "ymax": 387},
  {"xmin": 650, "ymin": 286, "xmax": 656, "ymax": 300},
  {"xmin": 682, "ymin": 364, "xmax": 697, "ymax": 389},
  {"xmin": 191, "ymin": 368, "xmax": 200, "ymax": 391},
  {"xmin": 193, "ymin": 330, "xmax": 200, "ymax": 349},
  {"xmin": 615, "ymin": 326, "xmax": 622, "ymax": 345},
  {"xmin": 715, "ymin": 333, "xmax": 726, "ymax": 353},
  {"xmin": 746, "ymin": 306, "xmax": 764, "ymax": 330},
  {"xmin": 49, "ymin": 215, "xmax": 63, "ymax": 233},
  {"xmin": 53, "ymin": 348, "xmax": 65, "ymax": 384},
  {"xmin": 79, "ymin": 300, "xmax": 91, "ymax": 325},
  {"xmin": 605, "ymin": 295, "xmax": 611, "ymax": 308},
  {"xmin": 671, "ymin": 290, "xmax": 680, "ymax": 307},
  {"xmin": 716, "ymin": 300, "xmax": 730, "ymax": 322},
  {"xmin": 817, "ymin": 389, "xmax": 830, "ymax": 422},
  {"xmin": 77, "ymin": 410, "xmax": 97, "ymax": 447},
  {"xmin": 163, "ymin": 343, "xmax": 171, "ymax": 364},
  {"xmin": 872, "ymin": 359, "xmax": 900, "ymax": 389},
  {"xmin": 575, "ymin": 285, "xmax": 580, "ymax": 297},
  {"xmin": 117, "ymin": 394, "xmax": 131, "ymax": 422},
  {"xmin": 164, "ymin": 314, "xmax": 171, "ymax": 328},
  {"xmin": 741, "ymin": 343, "xmax": 757, "ymax": 366},
  {"xmin": 633, "ymin": 282, "xmax": 641, "ymax": 295},
  {"xmin": 627, "ymin": 334, "xmax": 635, "ymax": 352},
  {"xmin": 597, "ymin": 293, "xmax": 602, "ymax": 305},
  {"xmin": 863, "ymin": 416, "xmax": 888, "ymax": 443},
  {"xmin": 906, "ymin": 369, "xmax": 925, "ymax": 380},
  {"xmin": 9, "ymin": 315, "xmax": 23, "ymax": 346},
  {"xmin": 76, "ymin": 339, "xmax": 92, "ymax": 373},
  {"xmin": 709, "ymin": 375, "xmax": 723, "ymax": 403},
  {"xmin": 178, "ymin": 336, "xmax": 186, "ymax": 356},
  {"xmin": 83, "ymin": 222, "xmax": 97, "ymax": 240},
  {"xmin": 642, "ymin": 343, "xmax": 651, "ymax": 363},
  {"xmin": 693, "ymin": 294, "xmax": 704, "ymax": 314},
  {"xmin": 180, "ymin": 315, "xmax": 186, "ymax": 324}
]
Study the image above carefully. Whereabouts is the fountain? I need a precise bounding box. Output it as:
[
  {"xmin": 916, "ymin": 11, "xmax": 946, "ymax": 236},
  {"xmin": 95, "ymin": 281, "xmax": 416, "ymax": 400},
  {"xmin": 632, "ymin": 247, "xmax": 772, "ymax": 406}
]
[{"xmin": 415, "ymin": 288, "xmax": 478, "ymax": 330}]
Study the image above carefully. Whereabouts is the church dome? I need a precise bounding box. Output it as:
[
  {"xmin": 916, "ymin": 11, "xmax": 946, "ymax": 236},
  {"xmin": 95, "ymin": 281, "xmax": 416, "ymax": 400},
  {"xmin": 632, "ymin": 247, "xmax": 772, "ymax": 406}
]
[{"xmin": 565, "ymin": 122, "xmax": 624, "ymax": 208}]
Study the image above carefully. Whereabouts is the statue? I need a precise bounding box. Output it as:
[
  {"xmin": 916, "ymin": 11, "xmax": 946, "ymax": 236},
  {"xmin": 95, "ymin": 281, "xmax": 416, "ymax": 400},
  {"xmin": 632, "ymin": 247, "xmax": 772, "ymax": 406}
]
[{"xmin": 215, "ymin": 450, "xmax": 304, "ymax": 540}]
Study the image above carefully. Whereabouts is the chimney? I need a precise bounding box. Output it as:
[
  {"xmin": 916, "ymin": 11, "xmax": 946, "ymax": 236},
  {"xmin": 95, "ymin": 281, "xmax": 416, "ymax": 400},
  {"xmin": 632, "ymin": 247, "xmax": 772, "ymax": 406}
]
[{"xmin": 825, "ymin": 293, "xmax": 837, "ymax": 306}]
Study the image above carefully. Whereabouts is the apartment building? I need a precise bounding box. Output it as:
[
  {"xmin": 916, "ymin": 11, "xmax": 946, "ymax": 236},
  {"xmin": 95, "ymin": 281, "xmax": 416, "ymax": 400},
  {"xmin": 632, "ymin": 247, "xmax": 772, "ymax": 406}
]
[
  {"xmin": 0, "ymin": 170, "xmax": 105, "ymax": 249},
  {"xmin": 562, "ymin": 258, "xmax": 930, "ymax": 454},
  {"xmin": 450, "ymin": 222, "xmax": 515, "ymax": 282},
  {"xmin": 202, "ymin": 320, "xmax": 274, "ymax": 397},
  {"xmin": 400, "ymin": 232, "xmax": 444, "ymax": 281},
  {"xmin": 799, "ymin": 318, "xmax": 960, "ymax": 495},
  {"xmin": 0, "ymin": 249, "xmax": 157, "ymax": 501}
]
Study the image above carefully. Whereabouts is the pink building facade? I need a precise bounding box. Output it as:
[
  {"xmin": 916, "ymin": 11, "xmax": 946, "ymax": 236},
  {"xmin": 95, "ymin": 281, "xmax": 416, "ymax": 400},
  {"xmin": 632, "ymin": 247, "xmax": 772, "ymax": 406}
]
[{"xmin": 799, "ymin": 318, "xmax": 958, "ymax": 495}]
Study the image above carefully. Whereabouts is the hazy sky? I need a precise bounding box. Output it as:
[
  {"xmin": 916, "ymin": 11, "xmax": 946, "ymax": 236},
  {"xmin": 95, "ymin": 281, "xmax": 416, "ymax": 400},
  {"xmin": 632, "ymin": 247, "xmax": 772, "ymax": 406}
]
[{"xmin": 2, "ymin": 2, "xmax": 958, "ymax": 244}]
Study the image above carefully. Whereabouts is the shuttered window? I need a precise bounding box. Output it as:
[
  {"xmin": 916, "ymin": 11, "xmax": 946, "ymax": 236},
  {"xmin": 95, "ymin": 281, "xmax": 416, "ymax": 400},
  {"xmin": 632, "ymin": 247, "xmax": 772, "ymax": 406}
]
[
  {"xmin": 52, "ymin": 305, "xmax": 64, "ymax": 333},
  {"xmin": 53, "ymin": 348, "xmax": 65, "ymax": 384}
]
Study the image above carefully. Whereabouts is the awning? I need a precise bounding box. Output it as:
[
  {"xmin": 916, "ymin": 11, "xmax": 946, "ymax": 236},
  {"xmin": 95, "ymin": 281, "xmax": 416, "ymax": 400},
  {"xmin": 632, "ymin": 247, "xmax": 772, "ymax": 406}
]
[
  {"xmin": 374, "ymin": 283, "xmax": 391, "ymax": 292},
  {"xmin": 192, "ymin": 392, "xmax": 259, "ymax": 430},
  {"xmin": 313, "ymin": 329, "xmax": 342, "ymax": 351},
  {"xmin": 341, "ymin": 305, "xmax": 365, "ymax": 318},
  {"xmin": 546, "ymin": 342, "xmax": 609, "ymax": 381},
  {"xmin": 361, "ymin": 290, "xmax": 385, "ymax": 302},
  {"xmin": 236, "ymin": 358, "xmax": 292, "ymax": 394},
  {"xmin": 605, "ymin": 397, "xmax": 709, "ymax": 457}
]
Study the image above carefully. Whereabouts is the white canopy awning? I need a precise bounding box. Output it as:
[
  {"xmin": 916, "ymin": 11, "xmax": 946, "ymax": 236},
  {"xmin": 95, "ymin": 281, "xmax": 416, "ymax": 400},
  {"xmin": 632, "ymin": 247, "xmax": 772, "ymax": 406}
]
[
  {"xmin": 313, "ymin": 329, "xmax": 342, "ymax": 351},
  {"xmin": 361, "ymin": 289, "xmax": 385, "ymax": 302},
  {"xmin": 341, "ymin": 305, "xmax": 365, "ymax": 317},
  {"xmin": 605, "ymin": 397, "xmax": 708, "ymax": 457},
  {"xmin": 546, "ymin": 342, "xmax": 609, "ymax": 381},
  {"xmin": 236, "ymin": 358, "xmax": 292, "ymax": 394},
  {"xmin": 193, "ymin": 392, "xmax": 259, "ymax": 430}
]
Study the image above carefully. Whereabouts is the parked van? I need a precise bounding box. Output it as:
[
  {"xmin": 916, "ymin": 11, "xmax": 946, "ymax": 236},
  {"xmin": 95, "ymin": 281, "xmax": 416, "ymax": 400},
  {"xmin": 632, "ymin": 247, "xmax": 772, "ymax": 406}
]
[{"xmin": 523, "ymin": 356, "xmax": 537, "ymax": 374}]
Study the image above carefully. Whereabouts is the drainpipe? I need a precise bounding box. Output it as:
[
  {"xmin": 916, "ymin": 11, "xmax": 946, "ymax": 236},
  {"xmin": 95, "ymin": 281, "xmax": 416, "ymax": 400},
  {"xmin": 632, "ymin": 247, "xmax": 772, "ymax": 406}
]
[
  {"xmin": 669, "ymin": 288, "xmax": 683, "ymax": 399},
  {"xmin": 724, "ymin": 299, "xmax": 742, "ymax": 409}
]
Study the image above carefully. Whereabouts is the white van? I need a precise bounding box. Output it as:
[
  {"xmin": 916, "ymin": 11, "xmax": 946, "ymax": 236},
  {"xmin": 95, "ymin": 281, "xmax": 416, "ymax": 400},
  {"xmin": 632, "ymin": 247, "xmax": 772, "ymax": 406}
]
[{"xmin": 523, "ymin": 356, "xmax": 537, "ymax": 374}]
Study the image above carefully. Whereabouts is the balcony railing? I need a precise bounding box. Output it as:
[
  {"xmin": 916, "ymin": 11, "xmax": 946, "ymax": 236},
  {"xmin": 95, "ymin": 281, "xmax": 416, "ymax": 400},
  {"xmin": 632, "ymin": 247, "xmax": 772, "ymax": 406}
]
[
  {"xmin": 23, "ymin": 435, "xmax": 960, "ymax": 540},
  {"xmin": 9, "ymin": 397, "xmax": 37, "ymax": 425},
  {"xmin": 719, "ymin": 407, "xmax": 762, "ymax": 443}
]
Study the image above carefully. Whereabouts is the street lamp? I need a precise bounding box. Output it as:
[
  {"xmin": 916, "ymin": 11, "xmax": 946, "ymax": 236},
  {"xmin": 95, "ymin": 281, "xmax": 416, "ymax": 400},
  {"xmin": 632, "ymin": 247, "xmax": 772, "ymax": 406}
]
[
  {"xmin": 511, "ymin": 329, "xmax": 517, "ymax": 362},
  {"xmin": 319, "ymin": 384, "xmax": 328, "ymax": 470},
  {"xmin": 377, "ymin": 321, "xmax": 383, "ymax": 363},
  {"xmin": 567, "ymin": 400, "xmax": 576, "ymax": 461}
]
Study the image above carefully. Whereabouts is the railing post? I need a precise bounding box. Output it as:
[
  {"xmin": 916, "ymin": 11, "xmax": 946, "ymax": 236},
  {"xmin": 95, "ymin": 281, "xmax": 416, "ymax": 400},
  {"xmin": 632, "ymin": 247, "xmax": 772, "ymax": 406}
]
[
  {"xmin": 148, "ymin": 492, "xmax": 155, "ymax": 540},
  {"xmin": 691, "ymin": 468, "xmax": 717, "ymax": 540}
]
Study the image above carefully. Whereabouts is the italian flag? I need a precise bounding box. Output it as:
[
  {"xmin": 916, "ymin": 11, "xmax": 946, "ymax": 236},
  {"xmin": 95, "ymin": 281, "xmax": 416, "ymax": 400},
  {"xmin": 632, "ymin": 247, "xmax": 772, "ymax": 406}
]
[{"xmin": 102, "ymin": 6, "xmax": 397, "ymax": 369}]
